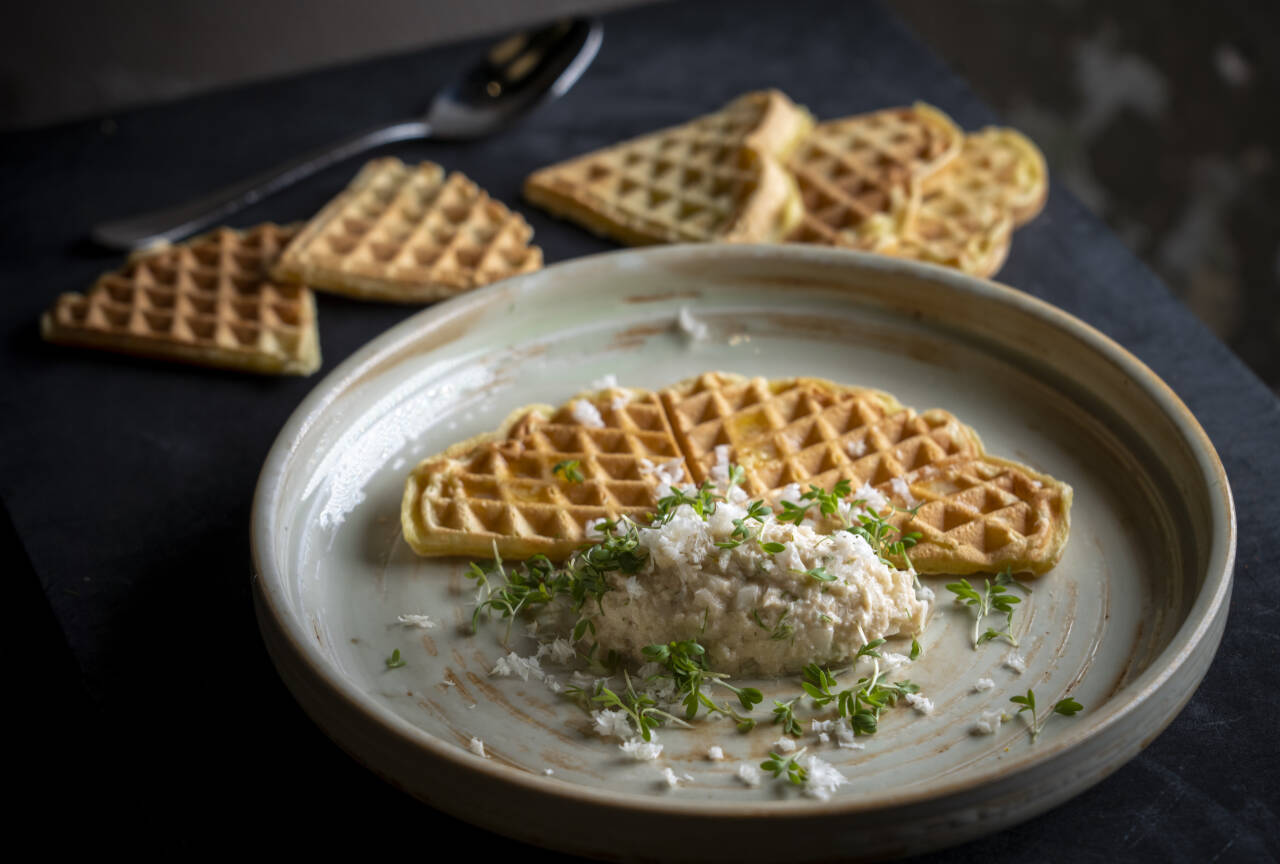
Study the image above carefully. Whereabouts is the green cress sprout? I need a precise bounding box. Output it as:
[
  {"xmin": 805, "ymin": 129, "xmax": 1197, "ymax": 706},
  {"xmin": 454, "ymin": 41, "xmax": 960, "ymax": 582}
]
[
  {"xmin": 467, "ymin": 520, "xmax": 646, "ymax": 643},
  {"xmin": 643, "ymin": 639, "xmax": 763, "ymax": 731},
  {"xmin": 772, "ymin": 697, "xmax": 803, "ymax": 737},
  {"xmin": 775, "ymin": 480, "xmax": 922, "ymax": 568},
  {"xmin": 384, "ymin": 649, "xmax": 406, "ymax": 670},
  {"xmin": 799, "ymin": 638, "xmax": 920, "ymax": 736},
  {"xmin": 552, "ymin": 459, "xmax": 584, "ymax": 483},
  {"xmin": 584, "ymin": 671, "xmax": 687, "ymax": 742},
  {"xmin": 946, "ymin": 567, "xmax": 1026, "ymax": 648},
  {"xmin": 761, "ymin": 748, "xmax": 809, "ymax": 785},
  {"xmin": 1010, "ymin": 689, "xmax": 1083, "ymax": 741}
]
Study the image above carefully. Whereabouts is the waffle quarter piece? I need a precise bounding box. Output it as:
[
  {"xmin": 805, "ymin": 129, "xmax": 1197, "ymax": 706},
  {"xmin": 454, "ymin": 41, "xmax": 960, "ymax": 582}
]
[
  {"xmin": 882, "ymin": 127, "xmax": 1048, "ymax": 277},
  {"xmin": 273, "ymin": 158, "xmax": 543, "ymax": 303},
  {"xmin": 41, "ymin": 224, "xmax": 320, "ymax": 375},
  {"xmin": 403, "ymin": 370, "xmax": 1073, "ymax": 576},
  {"xmin": 786, "ymin": 103, "xmax": 963, "ymax": 250},
  {"xmin": 523, "ymin": 89, "xmax": 814, "ymax": 246},
  {"xmin": 402, "ymin": 388, "xmax": 692, "ymax": 560}
]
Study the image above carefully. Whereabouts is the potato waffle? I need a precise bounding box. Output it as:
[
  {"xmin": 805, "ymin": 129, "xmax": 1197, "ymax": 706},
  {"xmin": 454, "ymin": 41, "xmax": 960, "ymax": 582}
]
[
  {"xmin": 403, "ymin": 371, "xmax": 1072, "ymax": 575},
  {"xmin": 786, "ymin": 103, "xmax": 963, "ymax": 250},
  {"xmin": 273, "ymin": 158, "xmax": 543, "ymax": 303},
  {"xmin": 882, "ymin": 127, "xmax": 1048, "ymax": 277},
  {"xmin": 402, "ymin": 389, "xmax": 692, "ymax": 560},
  {"xmin": 41, "ymin": 223, "xmax": 320, "ymax": 375},
  {"xmin": 522, "ymin": 89, "xmax": 813, "ymax": 245},
  {"xmin": 662, "ymin": 372, "xmax": 1070, "ymax": 575}
]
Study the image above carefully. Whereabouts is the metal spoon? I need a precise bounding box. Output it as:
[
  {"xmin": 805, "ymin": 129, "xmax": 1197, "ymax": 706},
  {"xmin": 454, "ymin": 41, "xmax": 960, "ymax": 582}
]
[{"xmin": 91, "ymin": 18, "xmax": 603, "ymax": 251}]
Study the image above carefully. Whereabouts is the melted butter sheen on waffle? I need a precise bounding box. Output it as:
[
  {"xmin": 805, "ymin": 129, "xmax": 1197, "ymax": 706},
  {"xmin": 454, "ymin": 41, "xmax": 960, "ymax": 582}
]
[
  {"xmin": 41, "ymin": 224, "xmax": 320, "ymax": 375},
  {"xmin": 403, "ymin": 372, "xmax": 1072, "ymax": 576}
]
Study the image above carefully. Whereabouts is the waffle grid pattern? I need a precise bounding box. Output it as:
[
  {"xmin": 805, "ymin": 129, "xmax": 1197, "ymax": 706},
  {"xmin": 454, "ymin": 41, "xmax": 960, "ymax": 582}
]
[
  {"xmin": 894, "ymin": 457, "xmax": 1069, "ymax": 575},
  {"xmin": 883, "ymin": 127, "xmax": 1048, "ymax": 277},
  {"xmin": 661, "ymin": 373, "xmax": 980, "ymax": 496},
  {"xmin": 786, "ymin": 104, "xmax": 962, "ymax": 248},
  {"xmin": 41, "ymin": 224, "xmax": 319, "ymax": 375},
  {"xmin": 404, "ymin": 392, "xmax": 692, "ymax": 558},
  {"xmin": 403, "ymin": 373, "xmax": 1072, "ymax": 574},
  {"xmin": 523, "ymin": 90, "xmax": 811, "ymax": 245},
  {"xmin": 274, "ymin": 158, "xmax": 542, "ymax": 302}
]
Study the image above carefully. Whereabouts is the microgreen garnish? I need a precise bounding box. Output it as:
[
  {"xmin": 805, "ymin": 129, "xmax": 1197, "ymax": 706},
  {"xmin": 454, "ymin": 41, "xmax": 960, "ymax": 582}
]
[
  {"xmin": 759, "ymin": 541, "xmax": 787, "ymax": 554},
  {"xmin": 384, "ymin": 649, "xmax": 406, "ymax": 669},
  {"xmin": 847, "ymin": 506, "xmax": 923, "ymax": 567},
  {"xmin": 643, "ymin": 639, "xmax": 762, "ymax": 731},
  {"xmin": 910, "ymin": 637, "xmax": 922, "ymax": 660},
  {"xmin": 588, "ymin": 671, "xmax": 686, "ymax": 742},
  {"xmin": 772, "ymin": 697, "xmax": 803, "ymax": 737},
  {"xmin": 856, "ymin": 638, "xmax": 885, "ymax": 660},
  {"xmin": 467, "ymin": 520, "xmax": 645, "ymax": 642},
  {"xmin": 799, "ymin": 641, "xmax": 919, "ymax": 736},
  {"xmin": 796, "ymin": 566, "xmax": 837, "ymax": 583},
  {"xmin": 552, "ymin": 459, "xmax": 584, "ymax": 483},
  {"xmin": 650, "ymin": 481, "xmax": 725, "ymax": 527},
  {"xmin": 761, "ymin": 747, "xmax": 808, "ymax": 785},
  {"xmin": 1010, "ymin": 689, "xmax": 1083, "ymax": 741},
  {"xmin": 946, "ymin": 567, "xmax": 1026, "ymax": 648},
  {"xmin": 773, "ymin": 481, "xmax": 923, "ymax": 567},
  {"xmin": 714, "ymin": 500, "xmax": 773, "ymax": 550}
]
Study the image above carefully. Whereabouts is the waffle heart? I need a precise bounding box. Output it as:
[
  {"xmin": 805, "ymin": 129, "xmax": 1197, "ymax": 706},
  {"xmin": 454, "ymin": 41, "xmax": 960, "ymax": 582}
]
[
  {"xmin": 523, "ymin": 89, "xmax": 814, "ymax": 245},
  {"xmin": 402, "ymin": 388, "xmax": 692, "ymax": 560},
  {"xmin": 881, "ymin": 126, "xmax": 1048, "ymax": 277},
  {"xmin": 786, "ymin": 103, "xmax": 963, "ymax": 251},
  {"xmin": 42, "ymin": 223, "xmax": 320, "ymax": 375},
  {"xmin": 273, "ymin": 158, "xmax": 543, "ymax": 303},
  {"xmin": 403, "ymin": 371, "xmax": 1072, "ymax": 576}
]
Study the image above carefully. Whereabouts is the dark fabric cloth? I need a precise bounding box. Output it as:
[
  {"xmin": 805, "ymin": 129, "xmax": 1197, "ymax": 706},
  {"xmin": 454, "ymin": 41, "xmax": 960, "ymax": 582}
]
[{"xmin": 1, "ymin": 0, "xmax": 1276, "ymax": 857}]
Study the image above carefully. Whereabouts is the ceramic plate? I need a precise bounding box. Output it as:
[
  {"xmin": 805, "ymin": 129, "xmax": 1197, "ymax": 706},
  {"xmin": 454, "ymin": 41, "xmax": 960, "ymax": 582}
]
[{"xmin": 251, "ymin": 245, "xmax": 1233, "ymax": 861}]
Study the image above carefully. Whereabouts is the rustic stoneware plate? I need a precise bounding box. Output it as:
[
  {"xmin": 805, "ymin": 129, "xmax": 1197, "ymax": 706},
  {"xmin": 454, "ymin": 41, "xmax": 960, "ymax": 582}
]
[{"xmin": 251, "ymin": 245, "xmax": 1234, "ymax": 861}]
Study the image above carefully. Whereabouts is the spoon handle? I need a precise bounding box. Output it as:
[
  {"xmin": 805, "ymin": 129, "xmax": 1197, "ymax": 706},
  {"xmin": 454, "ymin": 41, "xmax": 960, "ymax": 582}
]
[{"xmin": 90, "ymin": 119, "xmax": 431, "ymax": 251}]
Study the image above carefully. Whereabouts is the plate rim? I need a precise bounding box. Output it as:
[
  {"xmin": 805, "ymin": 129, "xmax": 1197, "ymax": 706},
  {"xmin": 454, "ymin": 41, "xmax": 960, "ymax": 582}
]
[{"xmin": 250, "ymin": 243, "xmax": 1235, "ymax": 819}]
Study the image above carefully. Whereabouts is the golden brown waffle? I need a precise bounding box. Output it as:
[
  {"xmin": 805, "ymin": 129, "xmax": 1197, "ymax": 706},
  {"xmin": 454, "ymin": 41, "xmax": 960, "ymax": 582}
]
[
  {"xmin": 273, "ymin": 158, "xmax": 543, "ymax": 303},
  {"xmin": 661, "ymin": 372, "xmax": 1071, "ymax": 575},
  {"xmin": 41, "ymin": 224, "xmax": 320, "ymax": 375},
  {"xmin": 786, "ymin": 103, "xmax": 963, "ymax": 250},
  {"xmin": 402, "ymin": 388, "xmax": 692, "ymax": 560},
  {"xmin": 659, "ymin": 372, "xmax": 982, "ymax": 494},
  {"xmin": 881, "ymin": 127, "xmax": 1047, "ymax": 277},
  {"xmin": 402, "ymin": 371, "xmax": 1072, "ymax": 575},
  {"xmin": 523, "ymin": 89, "xmax": 814, "ymax": 245}
]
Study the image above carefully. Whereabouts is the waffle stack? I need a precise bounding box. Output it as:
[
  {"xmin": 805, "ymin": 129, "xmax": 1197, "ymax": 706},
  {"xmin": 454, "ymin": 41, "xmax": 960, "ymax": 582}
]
[
  {"xmin": 402, "ymin": 371, "xmax": 1073, "ymax": 576},
  {"xmin": 523, "ymin": 90, "xmax": 813, "ymax": 245},
  {"xmin": 41, "ymin": 224, "xmax": 320, "ymax": 375},
  {"xmin": 880, "ymin": 126, "xmax": 1048, "ymax": 277},
  {"xmin": 273, "ymin": 158, "xmax": 543, "ymax": 303},
  {"xmin": 786, "ymin": 107, "xmax": 1047, "ymax": 277},
  {"xmin": 522, "ymin": 92, "xmax": 1049, "ymax": 277},
  {"xmin": 785, "ymin": 104, "xmax": 962, "ymax": 252}
]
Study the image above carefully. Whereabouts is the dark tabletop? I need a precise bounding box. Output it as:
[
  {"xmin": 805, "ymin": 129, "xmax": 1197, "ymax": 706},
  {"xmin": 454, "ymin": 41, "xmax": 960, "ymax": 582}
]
[{"xmin": 3, "ymin": 0, "xmax": 1277, "ymax": 858}]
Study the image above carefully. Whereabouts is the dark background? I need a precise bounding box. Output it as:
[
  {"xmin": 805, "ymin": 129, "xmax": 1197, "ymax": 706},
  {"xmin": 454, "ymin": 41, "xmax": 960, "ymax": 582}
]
[
  {"xmin": 4, "ymin": 0, "xmax": 1277, "ymax": 859},
  {"xmin": 892, "ymin": 0, "xmax": 1279, "ymax": 395}
]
